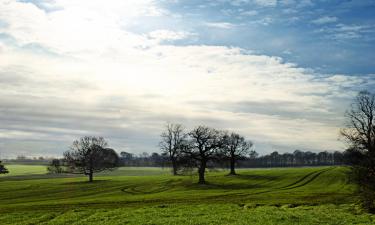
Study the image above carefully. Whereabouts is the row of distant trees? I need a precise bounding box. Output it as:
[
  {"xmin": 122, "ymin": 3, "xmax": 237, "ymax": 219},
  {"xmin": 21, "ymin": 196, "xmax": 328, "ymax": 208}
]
[
  {"xmin": 2, "ymin": 148, "xmax": 345, "ymax": 168},
  {"xmin": 118, "ymin": 149, "xmax": 345, "ymax": 168},
  {"xmin": 0, "ymin": 148, "xmax": 346, "ymax": 172},
  {"xmin": 3, "ymin": 156, "xmax": 53, "ymax": 165},
  {"xmin": 240, "ymin": 150, "xmax": 345, "ymax": 168}
]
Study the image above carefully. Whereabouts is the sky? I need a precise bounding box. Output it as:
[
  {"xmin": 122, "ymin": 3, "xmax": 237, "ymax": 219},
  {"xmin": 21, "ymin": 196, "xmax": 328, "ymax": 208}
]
[{"xmin": 0, "ymin": 0, "xmax": 374, "ymax": 158}]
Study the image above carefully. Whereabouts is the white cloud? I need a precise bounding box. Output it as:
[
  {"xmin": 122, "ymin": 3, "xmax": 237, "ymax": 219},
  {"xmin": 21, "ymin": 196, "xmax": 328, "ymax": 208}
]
[
  {"xmin": 312, "ymin": 16, "xmax": 338, "ymax": 25},
  {"xmin": 253, "ymin": 0, "xmax": 277, "ymax": 7},
  {"xmin": 315, "ymin": 23, "xmax": 375, "ymax": 41},
  {"xmin": 0, "ymin": 0, "xmax": 165, "ymax": 56},
  {"xmin": 240, "ymin": 10, "xmax": 258, "ymax": 16},
  {"xmin": 148, "ymin": 29, "xmax": 196, "ymax": 42},
  {"xmin": 0, "ymin": 0, "xmax": 371, "ymax": 157},
  {"xmin": 229, "ymin": 0, "xmax": 276, "ymax": 7},
  {"xmin": 204, "ymin": 22, "xmax": 237, "ymax": 29},
  {"xmin": 249, "ymin": 17, "xmax": 274, "ymax": 26}
]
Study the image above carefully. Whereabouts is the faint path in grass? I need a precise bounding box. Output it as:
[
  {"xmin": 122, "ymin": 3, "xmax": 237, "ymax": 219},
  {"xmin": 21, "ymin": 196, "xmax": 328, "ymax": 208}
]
[
  {"xmin": 279, "ymin": 167, "xmax": 334, "ymax": 190},
  {"xmin": 121, "ymin": 179, "xmax": 183, "ymax": 194},
  {"xmin": 203, "ymin": 167, "xmax": 336, "ymax": 199}
]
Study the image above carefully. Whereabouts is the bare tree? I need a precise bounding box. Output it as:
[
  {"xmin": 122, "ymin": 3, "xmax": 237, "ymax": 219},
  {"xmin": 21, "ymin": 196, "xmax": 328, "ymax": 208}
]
[
  {"xmin": 341, "ymin": 91, "xmax": 375, "ymax": 212},
  {"xmin": 341, "ymin": 91, "xmax": 375, "ymax": 153},
  {"xmin": 0, "ymin": 160, "xmax": 8, "ymax": 174},
  {"xmin": 159, "ymin": 123, "xmax": 187, "ymax": 175},
  {"xmin": 184, "ymin": 126, "xmax": 224, "ymax": 184},
  {"xmin": 222, "ymin": 132, "xmax": 253, "ymax": 175},
  {"xmin": 64, "ymin": 136, "xmax": 119, "ymax": 182}
]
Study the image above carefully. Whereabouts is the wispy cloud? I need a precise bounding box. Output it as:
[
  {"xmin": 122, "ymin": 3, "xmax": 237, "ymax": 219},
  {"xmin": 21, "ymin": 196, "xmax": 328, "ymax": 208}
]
[
  {"xmin": 240, "ymin": 10, "xmax": 258, "ymax": 16},
  {"xmin": 228, "ymin": 0, "xmax": 276, "ymax": 7},
  {"xmin": 253, "ymin": 0, "xmax": 277, "ymax": 7},
  {"xmin": 311, "ymin": 16, "xmax": 338, "ymax": 25},
  {"xmin": 148, "ymin": 30, "xmax": 196, "ymax": 43},
  {"xmin": 0, "ymin": 0, "xmax": 374, "ymax": 157},
  {"xmin": 204, "ymin": 22, "xmax": 237, "ymax": 29},
  {"xmin": 315, "ymin": 23, "xmax": 375, "ymax": 41}
]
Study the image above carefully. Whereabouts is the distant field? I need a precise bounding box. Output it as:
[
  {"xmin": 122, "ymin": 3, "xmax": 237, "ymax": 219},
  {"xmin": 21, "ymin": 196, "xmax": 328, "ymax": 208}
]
[
  {"xmin": 2, "ymin": 164, "xmax": 47, "ymax": 176},
  {"xmin": 4, "ymin": 164, "xmax": 171, "ymax": 175},
  {"xmin": 0, "ymin": 165, "xmax": 374, "ymax": 225}
]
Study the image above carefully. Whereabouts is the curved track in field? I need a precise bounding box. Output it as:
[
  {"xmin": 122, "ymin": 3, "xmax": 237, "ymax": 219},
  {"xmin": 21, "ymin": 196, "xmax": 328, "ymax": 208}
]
[
  {"xmin": 205, "ymin": 167, "xmax": 337, "ymax": 200},
  {"xmin": 279, "ymin": 167, "xmax": 334, "ymax": 190}
]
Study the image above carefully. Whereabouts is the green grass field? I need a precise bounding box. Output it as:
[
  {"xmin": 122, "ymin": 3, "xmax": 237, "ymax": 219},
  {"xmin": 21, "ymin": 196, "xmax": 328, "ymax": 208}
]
[{"xmin": 0, "ymin": 165, "xmax": 374, "ymax": 225}]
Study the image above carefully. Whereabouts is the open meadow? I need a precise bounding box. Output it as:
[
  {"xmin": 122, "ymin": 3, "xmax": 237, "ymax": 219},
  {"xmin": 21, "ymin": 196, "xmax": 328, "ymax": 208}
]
[{"xmin": 1, "ymin": 165, "xmax": 374, "ymax": 225}]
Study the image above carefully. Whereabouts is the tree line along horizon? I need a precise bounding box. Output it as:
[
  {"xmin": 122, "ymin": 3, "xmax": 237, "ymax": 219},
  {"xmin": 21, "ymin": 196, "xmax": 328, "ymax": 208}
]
[
  {"xmin": 0, "ymin": 90, "xmax": 374, "ymax": 212},
  {"xmin": 0, "ymin": 130, "xmax": 347, "ymax": 183}
]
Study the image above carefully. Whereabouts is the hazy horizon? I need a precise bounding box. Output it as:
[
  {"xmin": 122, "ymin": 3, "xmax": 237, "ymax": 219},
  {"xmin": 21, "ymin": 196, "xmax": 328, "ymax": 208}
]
[{"xmin": 1, "ymin": 0, "xmax": 375, "ymax": 158}]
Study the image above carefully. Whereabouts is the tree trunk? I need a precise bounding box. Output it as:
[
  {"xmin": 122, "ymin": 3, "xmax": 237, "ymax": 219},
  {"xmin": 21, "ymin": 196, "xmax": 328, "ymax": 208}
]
[
  {"xmin": 88, "ymin": 170, "xmax": 93, "ymax": 182},
  {"xmin": 172, "ymin": 159, "xmax": 178, "ymax": 175},
  {"xmin": 88, "ymin": 155, "xmax": 94, "ymax": 182},
  {"xmin": 198, "ymin": 160, "xmax": 206, "ymax": 184},
  {"xmin": 229, "ymin": 157, "xmax": 236, "ymax": 175}
]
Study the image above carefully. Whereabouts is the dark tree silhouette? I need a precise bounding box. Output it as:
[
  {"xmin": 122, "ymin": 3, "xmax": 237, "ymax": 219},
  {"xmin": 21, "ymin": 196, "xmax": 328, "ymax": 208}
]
[
  {"xmin": 64, "ymin": 136, "xmax": 119, "ymax": 182},
  {"xmin": 222, "ymin": 132, "xmax": 253, "ymax": 175},
  {"xmin": 0, "ymin": 161, "xmax": 8, "ymax": 174},
  {"xmin": 47, "ymin": 159, "xmax": 64, "ymax": 174},
  {"xmin": 184, "ymin": 126, "xmax": 224, "ymax": 184},
  {"xmin": 341, "ymin": 91, "xmax": 375, "ymax": 212},
  {"xmin": 237, "ymin": 150, "xmax": 343, "ymax": 168},
  {"xmin": 119, "ymin": 151, "xmax": 134, "ymax": 165},
  {"xmin": 293, "ymin": 150, "xmax": 304, "ymax": 166},
  {"xmin": 159, "ymin": 123, "xmax": 187, "ymax": 175},
  {"xmin": 118, "ymin": 148, "xmax": 343, "ymax": 168},
  {"xmin": 318, "ymin": 151, "xmax": 329, "ymax": 165}
]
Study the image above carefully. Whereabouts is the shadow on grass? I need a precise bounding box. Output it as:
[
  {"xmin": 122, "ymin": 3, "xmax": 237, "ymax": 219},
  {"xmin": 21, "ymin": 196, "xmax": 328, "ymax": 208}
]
[
  {"xmin": 234, "ymin": 174, "xmax": 281, "ymax": 181},
  {"xmin": 0, "ymin": 173, "xmax": 83, "ymax": 182},
  {"xmin": 62, "ymin": 179, "xmax": 111, "ymax": 185},
  {"xmin": 181, "ymin": 179, "xmax": 265, "ymax": 190}
]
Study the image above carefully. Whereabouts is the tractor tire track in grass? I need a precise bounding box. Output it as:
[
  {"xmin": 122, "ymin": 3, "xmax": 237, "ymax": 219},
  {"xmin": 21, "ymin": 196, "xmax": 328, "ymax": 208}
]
[
  {"xmin": 117, "ymin": 168, "xmax": 333, "ymax": 200},
  {"xmin": 278, "ymin": 171, "xmax": 321, "ymax": 189},
  {"xmin": 213, "ymin": 167, "xmax": 336, "ymax": 199},
  {"xmin": 249, "ymin": 167, "xmax": 334, "ymax": 195},
  {"xmin": 121, "ymin": 185, "xmax": 170, "ymax": 195},
  {"xmin": 279, "ymin": 167, "xmax": 334, "ymax": 190},
  {"xmin": 121, "ymin": 179, "xmax": 180, "ymax": 195}
]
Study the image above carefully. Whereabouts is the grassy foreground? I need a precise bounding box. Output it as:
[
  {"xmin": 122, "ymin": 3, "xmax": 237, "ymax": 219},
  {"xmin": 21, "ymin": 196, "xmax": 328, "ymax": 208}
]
[{"xmin": 0, "ymin": 166, "xmax": 374, "ymax": 224}]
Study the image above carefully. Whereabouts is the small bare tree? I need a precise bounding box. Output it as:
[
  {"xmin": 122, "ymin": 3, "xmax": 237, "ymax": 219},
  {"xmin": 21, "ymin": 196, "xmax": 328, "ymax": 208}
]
[
  {"xmin": 341, "ymin": 91, "xmax": 375, "ymax": 153},
  {"xmin": 159, "ymin": 123, "xmax": 187, "ymax": 175},
  {"xmin": 222, "ymin": 132, "xmax": 253, "ymax": 175},
  {"xmin": 184, "ymin": 126, "xmax": 224, "ymax": 184},
  {"xmin": 341, "ymin": 91, "xmax": 375, "ymax": 212},
  {"xmin": 64, "ymin": 136, "xmax": 119, "ymax": 182}
]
